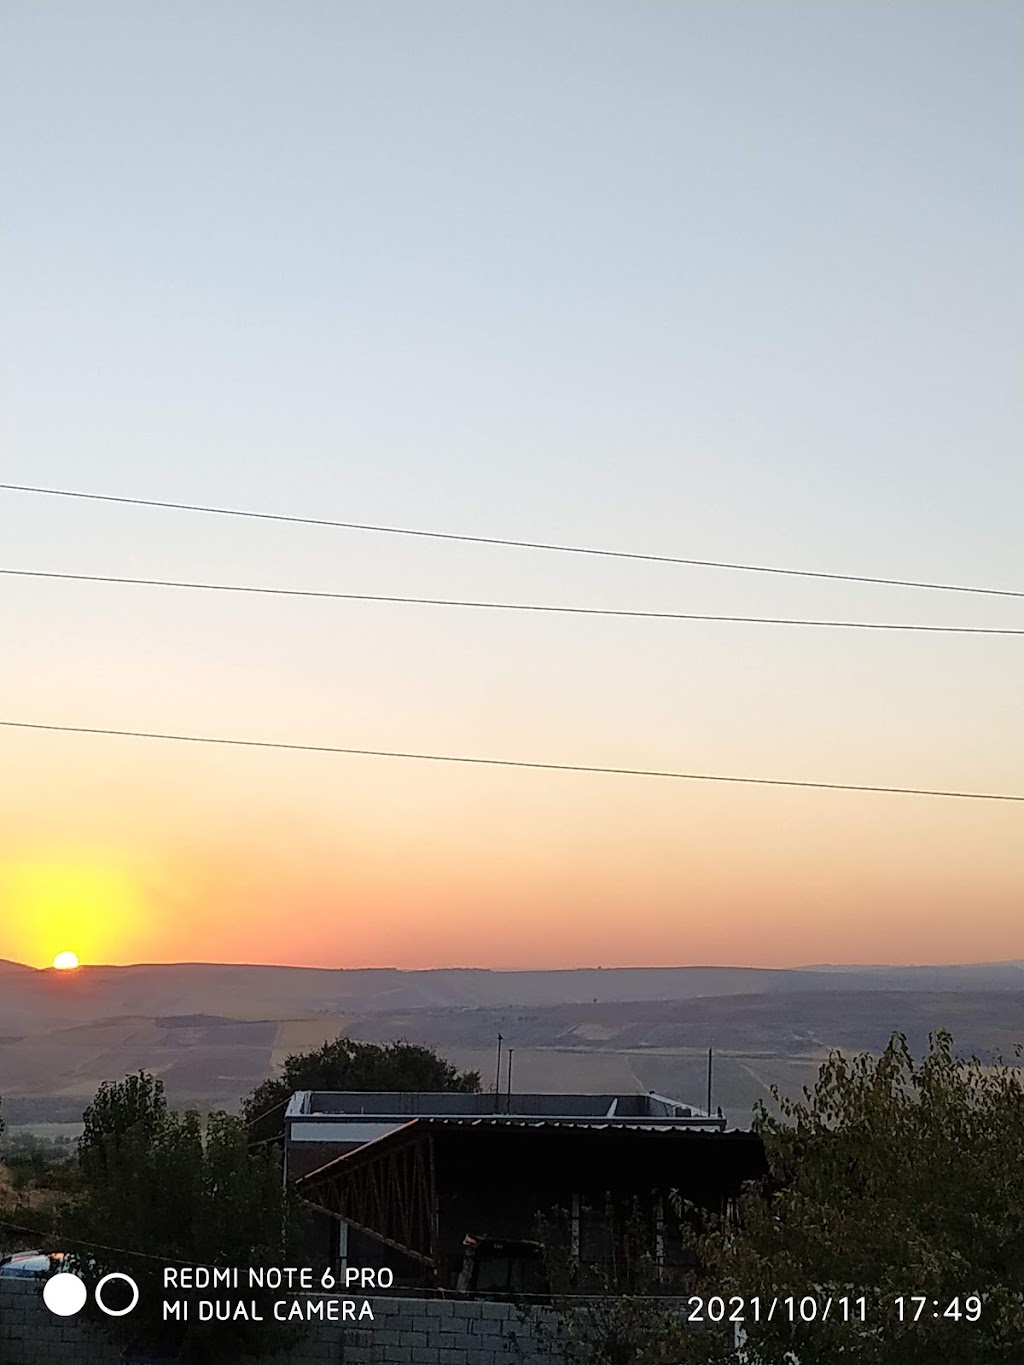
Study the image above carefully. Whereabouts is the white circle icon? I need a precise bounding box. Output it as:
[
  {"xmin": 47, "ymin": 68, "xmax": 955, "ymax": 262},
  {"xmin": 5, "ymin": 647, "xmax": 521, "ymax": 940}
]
[
  {"xmin": 95, "ymin": 1271, "xmax": 140, "ymax": 1317},
  {"xmin": 42, "ymin": 1272, "xmax": 88, "ymax": 1317}
]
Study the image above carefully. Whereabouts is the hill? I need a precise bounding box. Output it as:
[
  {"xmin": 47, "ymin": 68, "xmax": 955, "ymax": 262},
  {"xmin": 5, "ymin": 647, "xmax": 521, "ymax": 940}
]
[{"xmin": 1, "ymin": 961, "xmax": 1021, "ymax": 1131}]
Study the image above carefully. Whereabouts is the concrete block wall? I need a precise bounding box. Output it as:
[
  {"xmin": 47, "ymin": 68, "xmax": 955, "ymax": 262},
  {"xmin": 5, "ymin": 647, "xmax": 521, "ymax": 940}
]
[
  {"xmin": 0, "ymin": 1282, "xmax": 558, "ymax": 1365},
  {"xmin": 277, "ymin": 1296, "xmax": 559, "ymax": 1365},
  {"xmin": 0, "ymin": 1278, "xmax": 114, "ymax": 1364}
]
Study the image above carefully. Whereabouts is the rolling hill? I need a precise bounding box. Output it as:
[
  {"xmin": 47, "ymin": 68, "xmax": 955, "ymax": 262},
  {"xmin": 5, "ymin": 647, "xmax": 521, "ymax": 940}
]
[{"xmin": 0, "ymin": 960, "xmax": 1021, "ymax": 1130}]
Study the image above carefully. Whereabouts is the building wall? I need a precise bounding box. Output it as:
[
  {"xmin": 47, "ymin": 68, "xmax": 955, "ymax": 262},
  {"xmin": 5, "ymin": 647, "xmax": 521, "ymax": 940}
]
[
  {"xmin": 288, "ymin": 1140, "xmax": 355, "ymax": 1180},
  {"xmin": 0, "ymin": 1279, "xmax": 566, "ymax": 1364}
]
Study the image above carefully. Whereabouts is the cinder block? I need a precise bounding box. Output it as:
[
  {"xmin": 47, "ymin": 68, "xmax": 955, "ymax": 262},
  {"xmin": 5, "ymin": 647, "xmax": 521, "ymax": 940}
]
[
  {"xmin": 477, "ymin": 1302, "xmax": 508, "ymax": 1320},
  {"xmin": 471, "ymin": 1317, "xmax": 502, "ymax": 1336},
  {"xmin": 437, "ymin": 1349, "xmax": 467, "ymax": 1365}
]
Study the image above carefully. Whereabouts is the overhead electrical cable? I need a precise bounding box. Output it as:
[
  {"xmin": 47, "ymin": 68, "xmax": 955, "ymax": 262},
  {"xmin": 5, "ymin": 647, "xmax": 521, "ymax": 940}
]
[
  {"xmin": 1, "ymin": 720, "xmax": 1020, "ymax": 802},
  {"xmin": 0, "ymin": 1218, "xmax": 213, "ymax": 1268},
  {"xmin": 2, "ymin": 482, "xmax": 1021, "ymax": 600},
  {"xmin": 2, "ymin": 566, "xmax": 1021, "ymax": 635}
]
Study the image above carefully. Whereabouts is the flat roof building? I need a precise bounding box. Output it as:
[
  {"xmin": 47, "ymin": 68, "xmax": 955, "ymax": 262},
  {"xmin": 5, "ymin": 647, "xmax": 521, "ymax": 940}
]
[
  {"xmin": 285, "ymin": 1088, "xmax": 725, "ymax": 1180},
  {"xmin": 286, "ymin": 1091, "xmax": 764, "ymax": 1289}
]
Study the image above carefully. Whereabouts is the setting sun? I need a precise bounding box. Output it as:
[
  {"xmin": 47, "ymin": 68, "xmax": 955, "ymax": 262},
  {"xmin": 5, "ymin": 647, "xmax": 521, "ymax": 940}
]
[{"xmin": 0, "ymin": 861, "xmax": 146, "ymax": 968}]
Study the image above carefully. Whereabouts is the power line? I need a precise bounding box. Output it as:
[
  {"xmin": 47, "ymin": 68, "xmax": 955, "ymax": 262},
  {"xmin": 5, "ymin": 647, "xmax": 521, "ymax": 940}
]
[
  {"xmin": 3, "ymin": 566, "xmax": 1021, "ymax": 635},
  {"xmin": 2, "ymin": 482, "xmax": 1021, "ymax": 600},
  {"xmin": 0, "ymin": 1217, "xmax": 209, "ymax": 1268},
  {"xmin": 1, "ymin": 720, "xmax": 1020, "ymax": 802}
]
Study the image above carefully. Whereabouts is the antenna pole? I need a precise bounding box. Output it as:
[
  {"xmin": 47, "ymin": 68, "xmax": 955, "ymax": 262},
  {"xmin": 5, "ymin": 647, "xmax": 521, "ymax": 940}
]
[{"xmin": 707, "ymin": 1046, "xmax": 713, "ymax": 1116}]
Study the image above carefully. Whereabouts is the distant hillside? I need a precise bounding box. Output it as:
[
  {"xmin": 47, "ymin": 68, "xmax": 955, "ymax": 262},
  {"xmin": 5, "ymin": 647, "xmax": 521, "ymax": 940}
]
[
  {"xmin": 2, "ymin": 959, "xmax": 1023, "ymax": 1034},
  {"xmin": 345, "ymin": 990, "xmax": 1024, "ymax": 1061},
  {"xmin": 1, "ymin": 961, "xmax": 1021, "ymax": 1131}
]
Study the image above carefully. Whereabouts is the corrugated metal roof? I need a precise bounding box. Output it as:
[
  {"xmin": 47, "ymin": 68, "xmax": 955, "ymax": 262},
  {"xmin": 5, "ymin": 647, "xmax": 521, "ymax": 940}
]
[
  {"xmin": 413, "ymin": 1117, "xmax": 725, "ymax": 1132},
  {"xmin": 296, "ymin": 1115, "xmax": 753, "ymax": 1187}
]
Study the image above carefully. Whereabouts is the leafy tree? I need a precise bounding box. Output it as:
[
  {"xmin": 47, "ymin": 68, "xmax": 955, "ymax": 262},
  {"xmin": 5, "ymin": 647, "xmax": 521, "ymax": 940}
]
[
  {"xmin": 243, "ymin": 1035, "xmax": 480, "ymax": 1125},
  {"xmin": 65, "ymin": 1072, "xmax": 300, "ymax": 1363},
  {"xmin": 692, "ymin": 1030, "xmax": 1024, "ymax": 1364},
  {"xmin": 80, "ymin": 1070, "xmax": 168, "ymax": 1180},
  {"xmin": 527, "ymin": 1032, "xmax": 1024, "ymax": 1364}
]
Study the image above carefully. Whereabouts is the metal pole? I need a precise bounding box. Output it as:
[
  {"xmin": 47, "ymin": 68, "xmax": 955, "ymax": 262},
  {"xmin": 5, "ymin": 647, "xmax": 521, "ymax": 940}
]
[
  {"xmin": 506, "ymin": 1048, "xmax": 514, "ymax": 1112},
  {"xmin": 494, "ymin": 1033, "xmax": 503, "ymax": 1107},
  {"xmin": 707, "ymin": 1046, "xmax": 713, "ymax": 1116}
]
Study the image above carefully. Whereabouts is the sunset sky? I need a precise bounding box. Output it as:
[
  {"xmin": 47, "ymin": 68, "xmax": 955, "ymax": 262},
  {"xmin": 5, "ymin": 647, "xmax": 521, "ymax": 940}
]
[{"xmin": 1, "ymin": 1, "xmax": 1022, "ymax": 971}]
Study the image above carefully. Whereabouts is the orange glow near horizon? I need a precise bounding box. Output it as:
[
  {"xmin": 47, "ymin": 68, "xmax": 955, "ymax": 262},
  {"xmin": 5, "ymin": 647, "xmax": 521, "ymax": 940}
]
[
  {"xmin": 3, "ymin": 782, "xmax": 1021, "ymax": 972},
  {"xmin": 1, "ymin": 729, "xmax": 1022, "ymax": 972},
  {"xmin": 0, "ymin": 862, "xmax": 146, "ymax": 970}
]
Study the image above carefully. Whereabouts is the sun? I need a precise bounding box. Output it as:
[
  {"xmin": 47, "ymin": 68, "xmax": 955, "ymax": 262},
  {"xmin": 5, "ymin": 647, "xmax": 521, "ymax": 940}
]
[
  {"xmin": 1, "ymin": 862, "xmax": 145, "ymax": 968},
  {"xmin": 52, "ymin": 950, "xmax": 80, "ymax": 971}
]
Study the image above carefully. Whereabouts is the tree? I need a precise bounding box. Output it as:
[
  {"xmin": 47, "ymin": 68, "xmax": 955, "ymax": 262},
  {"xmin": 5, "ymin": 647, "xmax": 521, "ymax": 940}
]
[
  {"xmin": 693, "ymin": 1030, "xmax": 1024, "ymax": 1364},
  {"xmin": 66, "ymin": 1073, "xmax": 299, "ymax": 1363},
  {"xmin": 242, "ymin": 1036, "xmax": 480, "ymax": 1125},
  {"xmin": 80, "ymin": 1070, "xmax": 168, "ymax": 1180},
  {"xmin": 527, "ymin": 1032, "xmax": 1024, "ymax": 1364}
]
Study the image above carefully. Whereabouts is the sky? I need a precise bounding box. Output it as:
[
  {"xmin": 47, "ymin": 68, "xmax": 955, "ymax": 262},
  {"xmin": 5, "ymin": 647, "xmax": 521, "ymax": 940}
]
[{"xmin": 1, "ymin": 1, "xmax": 1022, "ymax": 971}]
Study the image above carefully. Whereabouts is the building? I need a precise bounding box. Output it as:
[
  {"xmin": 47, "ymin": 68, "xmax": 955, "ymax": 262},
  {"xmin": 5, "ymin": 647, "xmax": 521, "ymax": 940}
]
[{"xmin": 287, "ymin": 1091, "xmax": 766, "ymax": 1289}]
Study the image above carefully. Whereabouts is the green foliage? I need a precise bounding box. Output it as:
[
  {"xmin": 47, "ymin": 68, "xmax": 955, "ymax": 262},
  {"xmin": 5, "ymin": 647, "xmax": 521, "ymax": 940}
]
[
  {"xmin": 81, "ymin": 1070, "xmax": 168, "ymax": 1180},
  {"xmin": 1, "ymin": 1132, "xmax": 77, "ymax": 1188},
  {"xmin": 66, "ymin": 1072, "xmax": 301, "ymax": 1363},
  {"xmin": 242, "ymin": 1035, "xmax": 481, "ymax": 1124},
  {"xmin": 528, "ymin": 1032, "xmax": 1024, "ymax": 1364},
  {"xmin": 0, "ymin": 1118, "xmax": 82, "ymax": 1250},
  {"xmin": 693, "ymin": 1030, "xmax": 1024, "ymax": 1364}
]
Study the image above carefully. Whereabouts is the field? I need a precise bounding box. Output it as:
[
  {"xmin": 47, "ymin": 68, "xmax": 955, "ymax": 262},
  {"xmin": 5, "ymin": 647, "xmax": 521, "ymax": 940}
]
[{"xmin": 1, "ymin": 960, "xmax": 1022, "ymax": 1129}]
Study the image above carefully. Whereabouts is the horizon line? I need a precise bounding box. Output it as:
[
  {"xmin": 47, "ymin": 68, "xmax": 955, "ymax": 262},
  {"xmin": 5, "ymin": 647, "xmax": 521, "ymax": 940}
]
[{"xmin": 7, "ymin": 956, "xmax": 1022, "ymax": 974}]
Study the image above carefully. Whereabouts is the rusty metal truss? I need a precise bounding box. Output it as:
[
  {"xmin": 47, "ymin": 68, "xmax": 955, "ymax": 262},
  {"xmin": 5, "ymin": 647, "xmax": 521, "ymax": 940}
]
[{"xmin": 299, "ymin": 1126, "xmax": 438, "ymax": 1266}]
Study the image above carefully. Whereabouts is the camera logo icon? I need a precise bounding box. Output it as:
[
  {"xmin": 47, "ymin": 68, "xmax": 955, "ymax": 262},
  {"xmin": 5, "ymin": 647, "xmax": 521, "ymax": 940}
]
[{"xmin": 43, "ymin": 1271, "xmax": 140, "ymax": 1317}]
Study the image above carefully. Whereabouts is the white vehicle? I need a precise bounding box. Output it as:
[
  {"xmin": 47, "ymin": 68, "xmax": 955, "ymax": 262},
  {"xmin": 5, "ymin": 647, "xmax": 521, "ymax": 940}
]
[{"xmin": 0, "ymin": 1250, "xmax": 64, "ymax": 1279}]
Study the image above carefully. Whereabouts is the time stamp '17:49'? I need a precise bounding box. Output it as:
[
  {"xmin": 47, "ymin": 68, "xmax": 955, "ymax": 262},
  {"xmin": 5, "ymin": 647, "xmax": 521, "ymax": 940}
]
[
  {"xmin": 895, "ymin": 1296, "xmax": 982, "ymax": 1322},
  {"xmin": 686, "ymin": 1295, "xmax": 983, "ymax": 1324}
]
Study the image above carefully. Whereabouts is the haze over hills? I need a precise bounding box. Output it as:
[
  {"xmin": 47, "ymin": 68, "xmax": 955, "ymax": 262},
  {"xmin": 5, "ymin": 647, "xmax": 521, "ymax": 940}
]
[
  {"xmin": 1, "ymin": 960, "xmax": 1021, "ymax": 1131},
  {"xmin": 3, "ymin": 958, "xmax": 1023, "ymax": 1025}
]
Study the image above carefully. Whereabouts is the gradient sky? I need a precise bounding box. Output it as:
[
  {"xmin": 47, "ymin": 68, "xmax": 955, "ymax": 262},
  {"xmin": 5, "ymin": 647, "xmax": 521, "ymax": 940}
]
[{"xmin": 1, "ymin": 1, "xmax": 1022, "ymax": 971}]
